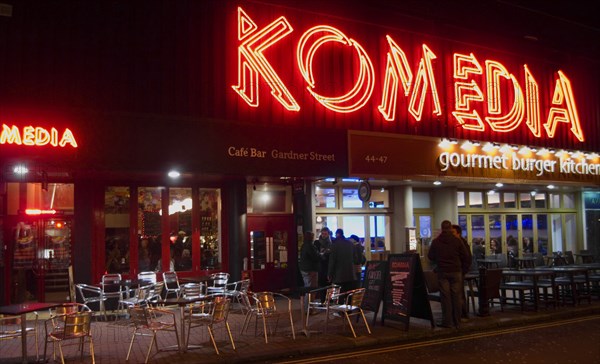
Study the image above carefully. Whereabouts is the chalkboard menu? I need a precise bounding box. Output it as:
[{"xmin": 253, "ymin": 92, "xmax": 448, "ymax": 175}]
[
  {"xmin": 382, "ymin": 253, "xmax": 434, "ymax": 330},
  {"xmin": 361, "ymin": 260, "xmax": 387, "ymax": 325}
]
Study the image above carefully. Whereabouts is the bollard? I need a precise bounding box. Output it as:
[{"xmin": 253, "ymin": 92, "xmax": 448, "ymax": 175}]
[{"xmin": 477, "ymin": 266, "xmax": 490, "ymax": 317}]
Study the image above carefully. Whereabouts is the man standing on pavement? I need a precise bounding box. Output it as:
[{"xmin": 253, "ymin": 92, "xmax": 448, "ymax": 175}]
[
  {"xmin": 328, "ymin": 229, "xmax": 357, "ymax": 292},
  {"xmin": 299, "ymin": 231, "xmax": 320, "ymax": 288},
  {"xmin": 453, "ymin": 224, "xmax": 472, "ymax": 319},
  {"xmin": 428, "ymin": 220, "xmax": 470, "ymax": 328}
]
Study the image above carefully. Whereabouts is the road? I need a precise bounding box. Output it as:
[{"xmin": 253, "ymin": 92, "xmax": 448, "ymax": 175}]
[{"xmin": 273, "ymin": 315, "xmax": 600, "ymax": 364}]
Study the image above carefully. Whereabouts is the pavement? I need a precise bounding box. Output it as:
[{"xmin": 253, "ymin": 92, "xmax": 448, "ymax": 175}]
[{"xmin": 1, "ymin": 293, "xmax": 600, "ymax": 364}]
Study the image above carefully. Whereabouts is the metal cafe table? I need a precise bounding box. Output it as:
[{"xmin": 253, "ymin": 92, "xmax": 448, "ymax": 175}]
[
  {"xmin": 0, "ymin": 302, "xmax": 62, "ymax": 364},
  {"xmin": 162, "ymin": 295, "xmax": 210, "ymax": 352}
]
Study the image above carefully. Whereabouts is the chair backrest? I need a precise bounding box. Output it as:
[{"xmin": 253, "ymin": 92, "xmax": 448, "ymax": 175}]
[
  {"xmin": 325, "ymin": 285, "xmax": 341, "ymax": 305},
  {"xmin": 60, "ymin": 312, "xmax": 92, "ymax": 339},
  {"xmin": 52, "ymin": 303, "xmax": 91, "ymax": 316},
  {"xmin": 564, "ymin": 251, "xmax": 575, "ymax": 265},
  {"xmin": 484, "ymin": 268, "xmax": 503, "ymax": 300},
  {"xmin": 163, "ymin": 271, "xmax": 180, "ymax": 289},
  {"xmin": 255, "ymin": 292, "xmax": 277, "ymax": 314},
  {"xmin": 211, "ymin": 273, "xmax": 230, "ymax": 287},
  {"xmin": 211, "ymin": 296, "xmax": 231, "ymax": 324},
  {"xmin": 101, "ymin": 273, "xmax": 123, "ymax": 297},
  {"xmin": 423, "ymin": 270, "xmax": 439, "ymax": 293},
  {"xmin": 346, "ymin": 288, "xmax": 366, "ymax": 308},
  {"xmin": 129, "ymin": 306, "xmax": 151, "ymax": 328},
  {"xmin": 102, "ymin": 273, "xmax": 122, "ymax": 284},
  {"xmin": 150, "ymin": 281, "xmax": 165, "ymax": 300},
  {"xmin": 138, "ymin": 271, "xmax": 157, "ymax": 284},
  {"xmin": 238, "ymin": 279, "xmax": 250, "ymax": 293},
  {"xmin": 182, "ymin": 283, "xmax": 204, "ymax": 298}
]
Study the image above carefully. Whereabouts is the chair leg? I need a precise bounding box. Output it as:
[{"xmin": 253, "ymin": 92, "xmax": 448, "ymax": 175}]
[
  {"xmin": 262, "ymin": 315, "xmax": 269, "ymax": 343},
  {"xmin": 145, "ymin": 332, "xmax": 156, "ymax": 364},
  {"xmin": 89, "ymin": 336, "xmax": 96, "ymax": 364},
  {"xmin": 58, "ymin": 342, "xmax": 66, "ymax": 364},
  {"xmin": 289, "ymin": 312, "xmax": 296, "ymax": 340},
  {"xmin": 126, "ymin": 330, "xmax": 138, "ymax": 361},
  {"xmin": 344, "ymin": 313, "xmax": 357, "ymax": 338},
  {"xmin": 360, "ymin": 310, "xmax": 372, "ymax": 334},
  {"xmin": 207, "ymin": 326, "xmax": 219, "ymax": 355},
  {"xmin": 225, "ymin": 321, "xmax": 236, "ymax": 350}
]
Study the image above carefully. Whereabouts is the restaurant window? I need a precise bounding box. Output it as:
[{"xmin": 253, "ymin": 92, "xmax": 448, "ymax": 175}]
[
  {"xmin": 489, "ymin": 214, "xmax": 502, "ymax": 254},
  {"xmin": 522, "ymin": 214, "xmax": 534, "ymax": 253},
  {"xmin": 549, "ymin": 193, "xmax": 561, "ymax": 208},
  {"xmin": 563, "ymin": 193, "xmax": 576, "ymax": 209},
  {"xmin": 316, "ymin": 215, "xmax": 338, "ymax": 235},
  {"xmin": 534, "ymin": 193, "xmax": 547, "ymax": 208},
  {"xmin": 368, "ymin": 188, "xmax": 390, "ymax": 209},
  {"xmin": 105, "ymin": 186, "xmax": 130, "ymax": 274},
  {"xmin": 551, "ymin": 213, "xmax": 563, "ymax": 252},
  {"xmin": 342, "ymin": 188, "xmax": 362, "ymax": 208},
  {"xmin": 487, "ymin": 191, "xmax": 500, "ymax": 208},
  {"xmin": 506, "ymin": 214, "xmax": 518, "ymax": 256},
  {"xmin": 315, "ymin": 187, "xmax": 336, "ymax": 208},
  {"xmin": 137, "ymin": 187, "xmax": 163, "ymax": 272},
  {"xmin": 504, "ymin": 192, "xmax": 516, "ymax": 208},
  {"xmin": 457, "ymin": 191, "xmax": 465, "ymax": 208},
  {"xmin": 458, "ymin": 215, "xmax": 467, "ymax": 240},
  {"xmin": 471, "ymin": 215, "xmax": 485, "ymax": 247},
  {"xmin": 520, "ymin": 193, "xmax": 532, "ymax": 208},
  {"xmin": 199, "ymin": 188, "xmax": 221, "ymax": 270},
  {"xmin": 369, "ymin": 215, "xmax": 390, "ymax": 252},
  {"xmin": 169, "ymin": 188, "xmax": 192, "ymax": 272},
  {"xmin": 469, "ymin": 192, "xmax": 483, "ymax": 208},
  {"xmin": 537, "ymin": 214, "xmax": 548, "ymax": 255},
  {"xmin": 564, "ymin": 213, "xmax": 577, "ymax": 253}
]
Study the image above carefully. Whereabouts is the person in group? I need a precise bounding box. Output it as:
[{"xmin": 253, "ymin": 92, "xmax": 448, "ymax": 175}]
[
  {"xmin": 349, "ymin": 234, "xmax": 366, "ymax": 287},
  {"xmin": 472, "ymin": 238, "xmax": 485, "ymax": 262},
  {"xmin": 507, "ymin": 235, "xmax": 519, "ymax": 268},
  {"xmin": 452, "ymin": 224, "xmax": 472, "ymax": 319},
  {"xmin": 489, "ymin": 238, "xmax": 501, "ymax": 255},
  {"xmin": 522, "ymin": 237, "xmax": 534, "ymax": 253},
  {"xmin": 328, "ymin": 229, "xmax": 357, "ymax": 293},
  {"xmin": 315, "ymin": 227, "xmax": 333, "ymax": 288},
  {"xmin": 428, "ymin": 220, "xmax": 470, "ymax": 328},
  {"xmin": 299, "ymin": 231, "xmax": 320, "ymax": 289}
]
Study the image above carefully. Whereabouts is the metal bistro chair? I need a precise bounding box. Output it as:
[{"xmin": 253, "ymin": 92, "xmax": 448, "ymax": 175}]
[
  {"xmin": 76, "ymin": 283, "xmax": 108, "ymax": 320},
  {"xmin": 244, "ymin": 292, "xmax": 296, "ymax": 344},
  {"xmin": 181, "ymin": 283, "xmax": 205, "ymax": 299},
  {"xmin": 186, "ymin": 295, "xmax": 236, "ymax": 355},
  {"xmin": 118, "ymin": 284, "xmax": 153, "ymax": 317},
  {"xmin": 207, "ymin": 272, "xmax": 230, "ymax": 294},
  {"xmin": 138, "ymin": 271, "xmax": 158, "ymax": 284},
  {"xmin": 162, "ymin": 271, "xmax": 181, "ymax": 299},
  {"xmin": 44, "ymin": 303, "xmax": 92, "ymax": 362},
  {"xmin": 1, "ymin": 312, "xmax": 40, "ymax": 362},
  {"xmin": 43, "ymin": 311, "xmax": 95, "ymax": 364},
  {"xmin": 101, "ymin": 273, "xmax": 124, "ymax": 316},
  {"xmin": 225, "ymin": 279, "xmax": 251, "ymax": 313},
  {"xmin": 326, "ymin": 288, "xmax": 371, "ymax": 338},
  {"xmin": 305, "ymin": 285, "xmax": 341, "ymax": 330},
  {"xmin": 126, "ymin": 306, "xmax": 180, "ymax": 364},
  {"xmin": 148, "ymin": 281, "xmax": 165, "ymax": 306}
]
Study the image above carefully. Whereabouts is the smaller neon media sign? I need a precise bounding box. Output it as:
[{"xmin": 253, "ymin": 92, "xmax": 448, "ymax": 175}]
[
  {"xmin": 232, "ymin": 7, "xmax": 584, "ymax": 142},
  {"xmin": 0, "ymin": 124, "xmax": 78, "ymax": 148}
]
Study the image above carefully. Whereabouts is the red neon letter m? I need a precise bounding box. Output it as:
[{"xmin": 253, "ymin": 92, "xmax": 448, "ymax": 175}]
[{"xmin": 232, "ymin": 7, "xmax": 299, "ymax": 111}]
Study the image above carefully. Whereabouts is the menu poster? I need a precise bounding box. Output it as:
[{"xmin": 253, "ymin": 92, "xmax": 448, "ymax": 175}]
[
  {"xmin": 361, "ymin": 260, "xmax": 387, "ymax": 325},
  {"xmin": 382, "ymin": 253, "xmax": 434, "ymax": 330}
]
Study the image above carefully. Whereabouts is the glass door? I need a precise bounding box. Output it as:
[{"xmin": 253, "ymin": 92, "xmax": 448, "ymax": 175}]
[{"xmin": 11, "ymin": 215, "xmax": 72, "ymax": 303}]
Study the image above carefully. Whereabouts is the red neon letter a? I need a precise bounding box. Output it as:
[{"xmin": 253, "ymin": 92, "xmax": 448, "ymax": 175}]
[{"xmin": 232, "ymin": 7, "xmax": 299, "ymax": 111}]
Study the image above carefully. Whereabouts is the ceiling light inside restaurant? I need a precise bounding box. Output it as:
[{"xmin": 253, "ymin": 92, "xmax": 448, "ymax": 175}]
[
  {"xmin": 495, "ymin": 182, "xmax": 504, "ymax": 188},
  {"xmin": 547, "ymin": 184, "xmax": 555, "ymax": 190},
  {"xmin": 487, "ymin": 190, "xmax": 495, "ymax": 195},
  {"xmin": 167, "ymin": 170, "xmax": 181, "ymax": 178},
  {"xmin": 433, "ymin": 181, "xmax": 442, "ymax": 186}
]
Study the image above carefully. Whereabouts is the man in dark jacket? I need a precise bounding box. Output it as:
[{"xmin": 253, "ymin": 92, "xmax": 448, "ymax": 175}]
[
  {"xmin": 428, "ymin": 220, "xmax": 470, "ymax": 328},
  {"xmin": 328, "ymin": 229, "xmax": 357, "ymax": 292},
  {"xmin": 299, "ymin": 231, "xmax": 320, "ymax": 288}
]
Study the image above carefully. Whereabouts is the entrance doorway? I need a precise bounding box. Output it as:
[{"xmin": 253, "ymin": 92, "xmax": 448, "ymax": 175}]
[
  {"xmin": 10, "ymin": 215, "xmax": 73, "ymax": 303},
  {"xmin": 247, "ymin": 215, "xmax": 296, "ymax": 292}
]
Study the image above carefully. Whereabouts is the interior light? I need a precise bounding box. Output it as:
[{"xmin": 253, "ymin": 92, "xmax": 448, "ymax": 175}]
[
  {"xmin": 380, "ymin": 187, "xmax": 385, "ymax": 193},
  {"xmin": 167, "ymin": 170, "xmax": 181, "ymax": 178},
  {"xmin": 495, "ymin": 183, "xmax": 504, "ymax": 188},
  {"xmin": 433, "ymin": 181, "xmax": 442, "ymax": 186},
  {"xmin": 530, "ymin": 191, "xmax": 537, "ymax": 196},
  {"xmin": 25, "ymin": 209, "xmax": 56, "ymax": 215},
  {"xmin": 13, "ymin": 165, "xmax": 29, "ymax": 175},
  {"xmin": 547, "ymin": 185, "xmax": 555, "ymax": 190},
  {"xmin": 487, "ymin": 190, "xmax": 496, "ymax": 195}
]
